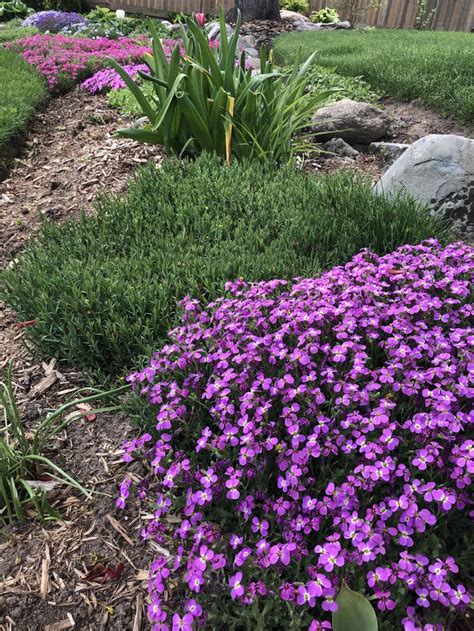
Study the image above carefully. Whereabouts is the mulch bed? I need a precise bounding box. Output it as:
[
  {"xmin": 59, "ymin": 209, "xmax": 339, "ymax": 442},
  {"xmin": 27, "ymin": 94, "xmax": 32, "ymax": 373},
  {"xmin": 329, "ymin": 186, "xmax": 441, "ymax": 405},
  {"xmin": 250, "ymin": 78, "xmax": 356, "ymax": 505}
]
[
  {"xmin": 0, "ymin": 32, "xmax": 473, "ymax": 629},
  {"xmin": 0, "ymin": 91, "xmax": 163, "ymax": 631}
]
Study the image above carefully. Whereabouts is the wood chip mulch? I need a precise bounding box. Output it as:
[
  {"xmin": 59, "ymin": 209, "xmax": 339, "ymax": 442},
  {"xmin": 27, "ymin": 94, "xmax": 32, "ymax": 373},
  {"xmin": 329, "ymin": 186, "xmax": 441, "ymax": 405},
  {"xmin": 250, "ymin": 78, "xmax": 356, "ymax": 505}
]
[{"xmin": 0, "ymin": 90, "xmax": 165, "ymax": 631}]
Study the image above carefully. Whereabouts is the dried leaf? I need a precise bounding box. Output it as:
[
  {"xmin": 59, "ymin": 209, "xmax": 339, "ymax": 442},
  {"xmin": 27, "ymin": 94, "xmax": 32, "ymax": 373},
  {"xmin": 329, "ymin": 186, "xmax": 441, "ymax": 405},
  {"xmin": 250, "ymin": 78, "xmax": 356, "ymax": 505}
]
[{"xmin": 85, "ymin": 562, "xmax": 124, "ymax": 585}]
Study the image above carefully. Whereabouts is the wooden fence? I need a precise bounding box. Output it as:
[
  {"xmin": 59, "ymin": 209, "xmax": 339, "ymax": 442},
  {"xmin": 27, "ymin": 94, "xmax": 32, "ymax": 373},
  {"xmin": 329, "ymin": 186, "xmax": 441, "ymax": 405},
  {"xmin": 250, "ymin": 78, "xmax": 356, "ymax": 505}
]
[
  {"xmin": 102, "ymin": 0, "xmax": 474, "ymax": 31},
  {"xmin": 308, "ymin": 0, "xmax": 474, "ymax": 31},
  {"xmin": 105, "ymin": 0, "xmax": 233, "ymax": 17}
]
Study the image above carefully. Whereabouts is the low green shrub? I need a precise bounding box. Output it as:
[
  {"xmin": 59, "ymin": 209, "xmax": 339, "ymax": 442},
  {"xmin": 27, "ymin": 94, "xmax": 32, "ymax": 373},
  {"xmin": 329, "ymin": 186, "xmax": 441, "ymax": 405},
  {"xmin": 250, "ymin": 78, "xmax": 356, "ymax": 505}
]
[
  {"xmin": 274, "ymin": 29, "xmax": 474, "ymax": 122},
  {"xmin": 307, "ymin": 65, "xmax": 380, "ymax": 104},
  {"xmin": 0, "ymin": 0, "xmax": 29, "ymax": 21},
  {"xmin": 280, "ymin": 0, "xmax": 309, "ymax": 15},
  {"xmin": 1, "ymin": 155, "xmax": 450, "ymax": 376},
  {"xmin": 310, "ymin": 7, "xmax": 340, "ymax": 22},
  {"xmin": 0, "ymin": 48, "xmax": 46, "ymax": 155}
]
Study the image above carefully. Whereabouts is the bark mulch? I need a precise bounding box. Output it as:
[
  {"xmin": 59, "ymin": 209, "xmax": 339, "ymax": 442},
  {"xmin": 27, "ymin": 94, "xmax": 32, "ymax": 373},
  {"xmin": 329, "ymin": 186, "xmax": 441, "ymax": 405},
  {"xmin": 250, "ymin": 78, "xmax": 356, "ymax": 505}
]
[{"xmin": 0, "ymin": 90, "xmax": 163, "ymax": 631}]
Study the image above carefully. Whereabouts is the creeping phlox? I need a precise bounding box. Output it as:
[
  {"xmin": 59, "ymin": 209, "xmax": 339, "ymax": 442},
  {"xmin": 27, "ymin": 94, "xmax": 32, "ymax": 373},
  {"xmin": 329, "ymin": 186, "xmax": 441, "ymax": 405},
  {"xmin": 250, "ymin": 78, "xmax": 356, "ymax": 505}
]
[
  {"xmin": 9, "ymin": 34, "xmax": 150, "ymax": 91},
  {"xmin": 120, "ymin": 240, "xmax": 473, "ymax": 630},
  {"xmin": 80, "ymin": 40, "xmax": 185, "ymax": 94}
]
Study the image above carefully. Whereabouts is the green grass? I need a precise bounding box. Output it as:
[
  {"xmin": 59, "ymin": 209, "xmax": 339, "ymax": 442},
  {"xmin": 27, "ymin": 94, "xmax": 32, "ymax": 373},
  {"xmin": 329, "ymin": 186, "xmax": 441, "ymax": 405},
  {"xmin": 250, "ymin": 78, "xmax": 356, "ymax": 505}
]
[
  {"xmin": 274, "ymin": 29, "xmax": 474, "ymax": 122},
  {"xmin": 1, "ymin": 154, "xmax": 450, "ymax": 376},
  {"xmin": 0, "ymin": 47, "xmax": 46, "ymax": 156}
]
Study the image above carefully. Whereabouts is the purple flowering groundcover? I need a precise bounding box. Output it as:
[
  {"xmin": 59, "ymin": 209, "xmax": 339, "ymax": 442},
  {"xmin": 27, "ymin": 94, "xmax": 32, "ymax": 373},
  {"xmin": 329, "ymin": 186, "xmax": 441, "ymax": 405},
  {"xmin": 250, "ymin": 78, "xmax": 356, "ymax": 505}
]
[
  {"xmin": 119, "ymin": 240, "xmax": 473, "ymax": 629},
  {"xmin": 22, "ymin": 10, "xmax": 88, "ymax": 34}
]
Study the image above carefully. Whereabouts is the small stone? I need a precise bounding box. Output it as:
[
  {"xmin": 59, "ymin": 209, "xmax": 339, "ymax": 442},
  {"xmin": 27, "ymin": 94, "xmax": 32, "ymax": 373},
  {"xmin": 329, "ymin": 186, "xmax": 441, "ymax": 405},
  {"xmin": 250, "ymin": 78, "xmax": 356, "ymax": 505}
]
[
  {"xmin": 323, "ymin": 137, "xmax": 359, "ymax": 158},
  {"xmin": 280, "ymin": 9, "xmax": 310, "ymax": 22},
  {"xmin": 243, "ymin": 47, "xmax": 259, "ymax": 58},
  {"xmin": 239, "ymin": 34, "xmax": 257, "ymax": 47},
  {"xmin": 368, "ymin": 142, "xmax": 409, "ymax": 164}
]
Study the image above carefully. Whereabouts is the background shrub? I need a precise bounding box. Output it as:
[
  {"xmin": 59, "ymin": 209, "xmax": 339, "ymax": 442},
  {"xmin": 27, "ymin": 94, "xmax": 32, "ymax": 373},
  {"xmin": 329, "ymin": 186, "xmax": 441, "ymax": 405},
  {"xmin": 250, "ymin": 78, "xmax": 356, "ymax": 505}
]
[
  {"xmin": 0, "ymin": 48, "xmax": 46, "ymax": 156},
  {"xmin": 274, "ymin": 29, "xmax": 474, "ymax": 122},
  {"xmin": 310, "ymin": 7, "xmax": 340, "ymax": 22},
  {"xmin": 1, "ymin": 155, "xmax": 450, "ymax": 376},
  {"xmin": 0, "ymin": 0, "xmax": 30, "ymax": 22},
  {"xmin": 27, "ymin": 0, "xmax": 88, "ymax": 14},
  {"xmin": 280, "ymin": 0, "xmax": 309, "ymax": 14}
]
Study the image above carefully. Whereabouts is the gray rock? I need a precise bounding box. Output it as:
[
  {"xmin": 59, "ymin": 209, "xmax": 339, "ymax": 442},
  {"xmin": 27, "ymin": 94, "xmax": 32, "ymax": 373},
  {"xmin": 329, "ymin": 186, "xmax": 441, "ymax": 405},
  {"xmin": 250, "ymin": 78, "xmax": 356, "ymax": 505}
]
[
  {"xmin": 280, "ymin": 9, "xmax": 310, "ymax": 22},
  {"xmin": 206, "ymin": 21, "xmax": 233, "ymax": 41},
  {"xmin": 240, "ymin": 34, "xmax": 257, "ymax": 48},
  {"xmin": 312, "ymin": 21, "xmax": 338, "ymax": 29},
  {"xmin": 243, "ymin": 47, "xmax": 259, "ymax": 58},
  {"xmin": 374, "ymin": 134, "xmax": 474, "ymax": 238},
  {"xmin": 368, "ymin": 141, "xmax": 409, "ymax": 164},
  {"xmin": 295, "ymin": 21, "xmax": 322, "ymax": 31},
  {"xmin": 312, "ymin": 99, "xmax": 391, "ymax": 144},
  {"xmin": 324, "ymin": 137, "xmax": 359, "ymax": 158}
]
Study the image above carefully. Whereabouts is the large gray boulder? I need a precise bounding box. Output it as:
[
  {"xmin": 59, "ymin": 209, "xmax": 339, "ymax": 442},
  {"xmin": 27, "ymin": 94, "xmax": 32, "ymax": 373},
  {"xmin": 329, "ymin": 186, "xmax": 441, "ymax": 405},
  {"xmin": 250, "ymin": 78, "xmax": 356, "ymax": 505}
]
[
  {"xmin": 312, "ymin": 99, "xmax": 391, "ymax": 144},
  {"xmin": 374, "ymin": 134, "xmax": 474, "ymax": 238}
]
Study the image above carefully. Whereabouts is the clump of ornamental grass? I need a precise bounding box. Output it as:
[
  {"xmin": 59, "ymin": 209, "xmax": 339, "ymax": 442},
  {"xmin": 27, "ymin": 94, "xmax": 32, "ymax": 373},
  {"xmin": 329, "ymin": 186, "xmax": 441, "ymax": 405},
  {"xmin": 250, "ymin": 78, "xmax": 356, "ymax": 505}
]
[
  {"xmin": 0, "ymin": 155, "xmax": 451, "ymax": 377},
  {"xmin": 111, "ymin": 11, "xmax": 337, "ymax": 164},
  {"xmin": 119, "ymin": 240, "xmax": 473, "ymax": 630}
]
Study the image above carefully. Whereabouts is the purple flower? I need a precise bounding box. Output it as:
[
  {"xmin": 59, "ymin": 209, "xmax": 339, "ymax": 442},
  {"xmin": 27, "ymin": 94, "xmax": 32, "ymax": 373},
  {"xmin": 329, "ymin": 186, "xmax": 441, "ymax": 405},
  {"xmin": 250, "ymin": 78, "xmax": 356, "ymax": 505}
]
[
  {"xmin": 118, "ymin": 241, "xmax": 473, "ymax": 627},
  {"xmin": 229, "ymin": 572, "xmax": 245, "ymax": 599}
]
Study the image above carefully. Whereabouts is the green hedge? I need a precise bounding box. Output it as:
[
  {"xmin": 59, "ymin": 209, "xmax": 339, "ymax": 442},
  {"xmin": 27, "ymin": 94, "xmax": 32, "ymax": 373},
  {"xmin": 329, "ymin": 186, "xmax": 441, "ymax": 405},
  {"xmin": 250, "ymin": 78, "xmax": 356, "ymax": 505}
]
[
  {"xmin": 274, "ymin": 29, "xmax": 474, "ymax": 122},
  {"xmin": 0, "ymin": 48, "xmax": 46, "ymax": 157},
  {"xmin": 1, "ymin": 155, "xmax": 450, "ymax": 376}
]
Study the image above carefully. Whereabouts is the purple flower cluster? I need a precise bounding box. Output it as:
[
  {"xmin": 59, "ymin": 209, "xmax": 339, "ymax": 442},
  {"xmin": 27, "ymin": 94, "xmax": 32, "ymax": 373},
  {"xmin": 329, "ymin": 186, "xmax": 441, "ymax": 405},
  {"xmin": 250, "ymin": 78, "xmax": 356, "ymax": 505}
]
[
  {"xmin": 80, "ymin": 40, "xmax": 184, "ymax": 94},
  {"xmin": 80, "ymin": 63, "xmax": 150, "ymax": 94},
  {"xmin": 22, "ymin": 10, "xmax": 88, "ymax": 34},
  {"xmin": 120, "ymin": 240, "xmax": 473, "ymax": 629}
]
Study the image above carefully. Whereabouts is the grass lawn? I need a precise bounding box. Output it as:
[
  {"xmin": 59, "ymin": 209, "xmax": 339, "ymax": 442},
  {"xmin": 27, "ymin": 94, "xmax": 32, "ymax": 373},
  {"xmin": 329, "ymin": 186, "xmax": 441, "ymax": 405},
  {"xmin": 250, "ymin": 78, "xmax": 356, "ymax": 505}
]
[
  {"xmin": 1, "ymin": 154, "xmax": 449, "ymax": 376},
  {"xmin": 0, "ymin": 48, "xmax": 46, "ymax": 156},
  {"xmin": 274, "ymin": 29, "xmax": 474, "ymax": 122}
]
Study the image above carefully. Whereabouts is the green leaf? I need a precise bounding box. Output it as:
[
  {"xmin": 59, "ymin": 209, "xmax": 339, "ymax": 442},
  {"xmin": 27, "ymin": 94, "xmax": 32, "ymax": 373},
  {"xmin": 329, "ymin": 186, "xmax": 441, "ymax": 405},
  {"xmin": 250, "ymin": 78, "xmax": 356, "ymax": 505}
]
[
  {"xmin": 332, "ymin": 582, "xmax": 378, "ymax": 631},
  {"xmin": 107, "ymin": 58, "xmax": 157, "ymax": 124},
  {"xmin": 115, "ymin": 127, "xmax": 162, "ymax": 144}
]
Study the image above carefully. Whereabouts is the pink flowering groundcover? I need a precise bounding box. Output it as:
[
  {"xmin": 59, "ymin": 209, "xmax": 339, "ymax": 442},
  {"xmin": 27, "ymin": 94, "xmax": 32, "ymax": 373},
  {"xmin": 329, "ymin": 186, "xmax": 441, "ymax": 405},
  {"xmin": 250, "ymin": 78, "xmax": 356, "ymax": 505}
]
[{"xmin": 9, "ymin": 33, "xmax": 151, "ymax": 92}]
